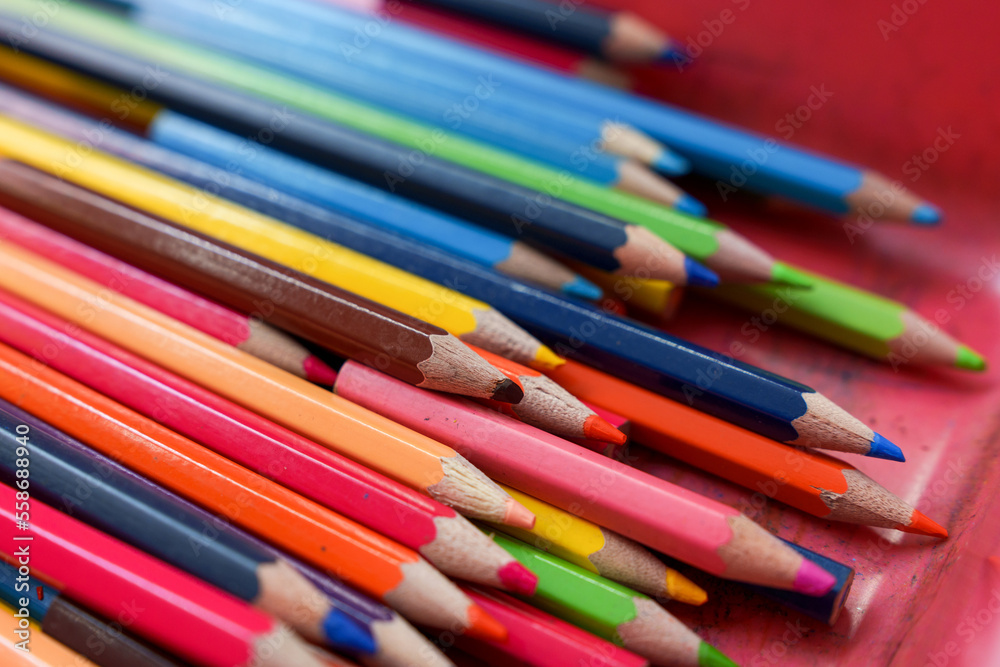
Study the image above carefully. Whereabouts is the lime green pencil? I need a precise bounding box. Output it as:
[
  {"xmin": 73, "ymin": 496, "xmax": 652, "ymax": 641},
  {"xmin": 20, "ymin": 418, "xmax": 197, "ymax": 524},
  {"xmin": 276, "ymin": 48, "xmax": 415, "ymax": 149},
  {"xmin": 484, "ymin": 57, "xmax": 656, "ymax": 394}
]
[
  {"xmin": 707, "ymin": 262, "xmax": 986, "ymax": 371},
  {"xmin": 13, "ymin": 0, "xmax": 801, "ymax": 287},
  {"xmin": 485, "ymin": 529, "xmax": 737, "ymax": 667}
]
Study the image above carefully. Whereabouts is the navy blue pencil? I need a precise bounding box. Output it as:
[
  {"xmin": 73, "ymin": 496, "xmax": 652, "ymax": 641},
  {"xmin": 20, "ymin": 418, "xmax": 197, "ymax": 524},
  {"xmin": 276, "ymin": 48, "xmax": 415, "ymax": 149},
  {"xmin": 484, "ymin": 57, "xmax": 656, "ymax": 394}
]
[
  {"xmin": 0, "ymin": 401, "xmax": 377, "ymax": 657},
  {"xmin": 0, "ymin": 560, "xmax": 186, "ymax": 667}
]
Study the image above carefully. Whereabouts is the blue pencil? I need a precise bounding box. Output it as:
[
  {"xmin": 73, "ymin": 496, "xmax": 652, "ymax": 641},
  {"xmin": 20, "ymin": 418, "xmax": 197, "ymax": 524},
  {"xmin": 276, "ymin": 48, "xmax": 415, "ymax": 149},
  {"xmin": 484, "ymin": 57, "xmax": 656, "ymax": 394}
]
[
  {"xmin": 0, "ymin": 560, "xmax": 186, "ymax": 667},
  {"xmin": 0, "ymin": 401, "xmax": 377, "ymax": 656},
  {"xmin": 231, "ymin": 0, "xmax": 940, "ymax": 223}
]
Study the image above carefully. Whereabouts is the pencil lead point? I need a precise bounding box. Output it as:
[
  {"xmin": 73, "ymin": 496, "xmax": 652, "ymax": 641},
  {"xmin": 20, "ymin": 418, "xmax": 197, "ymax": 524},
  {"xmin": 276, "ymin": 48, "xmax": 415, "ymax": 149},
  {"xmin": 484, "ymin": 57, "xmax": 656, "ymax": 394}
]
[
  {"xmin": 675, "ymin": 193, "xmax": 708, "ymax": 217},
  {"xmin": 698, "ymin": 641, "xmax": 740, "ymax": 667},
  {"xmin": 502, "ymin": 499, "xmax": 536, "ymax": 530},
  {"xmin": 793, "ymin": 558, "xmax": 836, "ymax": 596},
  {"xmin": 530, "ymin": 346, "xmax": 565, "ymax": 371},
  {"xmin": 303, "ymin": 356, "xmax": 340, "ymax": 386},
  {"xmin": 955, "ymin": 345, "xmax": 987, "ymax": 371},
  {"xmin": 497, "ymin": 561, "xmax": 538, "ymax": 596},
  {"xmin": 652, "ymin": 149, "xmax": 691, "ymax": 176},
  {"xmin": 899, "ymin": 510, "xmax": 948, "ymax": 539},
  {"xmin": 322, "ymin": 608, "xmax": 377, "ymax": 655},
  {"xmin": 867, "ymin": 432, "xmax": 905, "ymax": 461},
  {"xmin": 666, "ymin": 569, "xmax": 708, "ymax": 605},
  {"xmin": 769, "ymin": 262, "xmax": 814, "ymax": 288},
  {"xmin": 463, "ymin": 604, "xmax": 508, "ymax": 643},
  {"xmin": 684, "ymin": 257, "xmax": 719, "ymax": 288},
  {"xmin": 583, "ymin": 414, "xmax": 628, "ymax": 445},
  {"xmin": 561, "ymin": 275, "xmax": 603, "ymax": 301},
  {"xmin": 491, "ymin": 378, "xmax": 524, "ymax": 404},
  {"xmin": 910, "ymin": 203, "xmax": 943, "ymax": 225}
]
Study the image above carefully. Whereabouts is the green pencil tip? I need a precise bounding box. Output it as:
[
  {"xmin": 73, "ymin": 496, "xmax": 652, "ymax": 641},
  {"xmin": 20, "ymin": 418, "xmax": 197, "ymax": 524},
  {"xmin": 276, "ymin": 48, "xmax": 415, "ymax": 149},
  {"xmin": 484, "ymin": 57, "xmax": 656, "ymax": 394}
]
[
  {"xmin": 769, "ymin": 262, "xmax": 814, "ymax": 289},
  {"xmin": 955, "ymin": 345, "xmax": 987, "ymax": 371},
  {"xmin": 699, "ymin": 641, "xmax": 739, "ymax": 667}
]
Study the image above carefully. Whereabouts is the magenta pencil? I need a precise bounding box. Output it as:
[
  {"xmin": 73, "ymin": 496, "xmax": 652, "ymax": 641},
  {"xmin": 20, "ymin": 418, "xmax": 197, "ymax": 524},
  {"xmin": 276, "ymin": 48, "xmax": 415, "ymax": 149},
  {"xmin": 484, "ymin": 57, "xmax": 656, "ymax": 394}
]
[
  {"xmin": 335, "ymin": 361, "xmax": 835, "ymax": 594},
  {"xmin": 0, "ymin": 207, "xmax": 338, "ymax": 385}
]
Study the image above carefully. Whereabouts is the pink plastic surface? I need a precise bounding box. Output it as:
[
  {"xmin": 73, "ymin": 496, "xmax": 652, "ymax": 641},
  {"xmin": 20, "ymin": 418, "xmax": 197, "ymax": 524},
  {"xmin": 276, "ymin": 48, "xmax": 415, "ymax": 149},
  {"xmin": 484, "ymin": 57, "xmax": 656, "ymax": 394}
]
[{"xmin": 588, "ymin": 1, "xmax": 1000, "ymax": 665}]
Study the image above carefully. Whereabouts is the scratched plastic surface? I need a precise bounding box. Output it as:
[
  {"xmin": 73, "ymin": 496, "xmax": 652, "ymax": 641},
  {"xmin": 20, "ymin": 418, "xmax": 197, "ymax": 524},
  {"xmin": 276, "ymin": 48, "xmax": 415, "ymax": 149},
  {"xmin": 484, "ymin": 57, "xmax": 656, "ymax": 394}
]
[{"xmin": 579, "ymin": 1, "xmax": 1000, "ymax": 665}]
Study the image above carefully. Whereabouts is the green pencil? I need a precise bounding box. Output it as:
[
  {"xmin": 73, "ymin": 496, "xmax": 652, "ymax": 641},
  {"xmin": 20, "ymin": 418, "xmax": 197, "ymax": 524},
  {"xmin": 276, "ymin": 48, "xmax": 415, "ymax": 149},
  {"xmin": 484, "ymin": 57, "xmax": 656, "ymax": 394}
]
[
  {"xmin": 485, "ymin": 529, "xmax": 737, "ymax": 667},
  {"xmin": 15, "ymin": 0, "xmax": 804, "ymax": 288},
  {"xmin": 707, "ymin": 262, "xmax": 986, "ymax": 371}
]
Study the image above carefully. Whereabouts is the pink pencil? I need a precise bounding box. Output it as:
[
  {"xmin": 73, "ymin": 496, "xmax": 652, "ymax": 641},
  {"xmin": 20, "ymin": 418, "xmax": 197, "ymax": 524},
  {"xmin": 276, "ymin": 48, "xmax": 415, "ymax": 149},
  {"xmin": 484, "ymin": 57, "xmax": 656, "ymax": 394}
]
[
  {"xmin": 0, "ymin": 484, "xmax": 323, "ymax": 667},
  {"xmin": 335, "ymin": 362, "xmax": 835, "ymax": 594},
  {"xmin": 0, "ymin": 208, "xmax": 338, "ymax": 385},
  {"xmin": 456, "ymin": 585, "xmax": 649, "ymax": 667}
]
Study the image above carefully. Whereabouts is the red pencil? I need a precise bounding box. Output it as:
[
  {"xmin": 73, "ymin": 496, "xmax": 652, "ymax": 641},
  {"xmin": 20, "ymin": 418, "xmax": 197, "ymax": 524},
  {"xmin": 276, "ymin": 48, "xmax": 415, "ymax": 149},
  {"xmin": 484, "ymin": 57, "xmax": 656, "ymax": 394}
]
[
  {"xmin": 0, "ymin": 484, "xmax": 325, "ymax": 667},
  {"xmin": 0, "ymin": 288, "xmax": 537, "ymax": 596},
  {"xmin": 0, "ymin": 207, "xmax": 339, "ymax": 385}
]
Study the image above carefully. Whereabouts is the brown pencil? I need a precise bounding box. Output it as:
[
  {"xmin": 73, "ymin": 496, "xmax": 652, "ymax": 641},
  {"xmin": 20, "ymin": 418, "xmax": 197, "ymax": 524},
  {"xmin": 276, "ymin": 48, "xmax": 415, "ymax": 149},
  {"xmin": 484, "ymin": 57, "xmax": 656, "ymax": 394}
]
[{"xmin": 0, "ymin": 159, "xmax": 523, "ymax": 403}]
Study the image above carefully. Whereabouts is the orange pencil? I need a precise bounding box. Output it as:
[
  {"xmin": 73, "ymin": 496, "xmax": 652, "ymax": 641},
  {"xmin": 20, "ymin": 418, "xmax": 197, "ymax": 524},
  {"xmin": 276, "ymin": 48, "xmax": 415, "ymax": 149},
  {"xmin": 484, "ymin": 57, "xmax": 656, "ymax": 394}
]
[
  {"xmin": 0, "ymin": 239, "xmax": 530, "ymax": 529},
  {"xmin": 470, "ymin": 345, "xmax": 625, "ymax": 445},
  {"xmin": 0, "ymin": 339, "xmax": 506, "ymax": 640},
  {"xmin": 547, "ymin": 360, "xmax": 947, "ymax": 537}
]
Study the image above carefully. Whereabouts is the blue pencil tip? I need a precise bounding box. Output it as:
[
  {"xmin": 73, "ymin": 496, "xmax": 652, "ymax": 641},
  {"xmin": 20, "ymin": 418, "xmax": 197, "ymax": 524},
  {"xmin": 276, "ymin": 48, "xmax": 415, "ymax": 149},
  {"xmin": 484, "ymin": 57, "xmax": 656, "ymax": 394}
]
[
  {"xmin": 683, "ymin": 257, "xmax": 719, "ymax": 288},
  {"xmin": 675, "ymin": 193, "xmax": 707, "ymax": 217},
  {"xmin": 562, "ymin": 275, "xmax": 604, "ymax": 301},
  {"xmin": 868, "ymin": 432, "xmax": 906, "ymax": 462},
  {"xmin": 323, "ymin": 609, "xmax": 378, "ymax": 655},
  {"xmin": 658, "ymin": 44, "xmax": 692, "ymax": 69},
  {"xmin": 653, "ymin": 150, "xmax": 692, "ymax": 177},
  {"xmin": 910, "ymin": 204, "xmax": 942, "ymax": 225}
]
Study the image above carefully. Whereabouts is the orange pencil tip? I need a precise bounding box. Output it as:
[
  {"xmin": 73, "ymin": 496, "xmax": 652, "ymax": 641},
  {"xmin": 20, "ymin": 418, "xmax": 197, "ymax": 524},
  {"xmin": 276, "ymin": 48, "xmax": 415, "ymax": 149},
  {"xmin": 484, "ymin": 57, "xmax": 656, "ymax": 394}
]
[
  {"xmin": 582, "ymin": 414, "xmax": 628, "ymax": 445},
  {"xmin": 503, "ymin": 499, "xmax": 536, "ymax": 530},
  {"xmin": 899, "ymin": 511, "xmax": 948, "ymax": 539},
  {"xmin": 464, "ymin": 604, "xmax": 508, "ymax": 643}
]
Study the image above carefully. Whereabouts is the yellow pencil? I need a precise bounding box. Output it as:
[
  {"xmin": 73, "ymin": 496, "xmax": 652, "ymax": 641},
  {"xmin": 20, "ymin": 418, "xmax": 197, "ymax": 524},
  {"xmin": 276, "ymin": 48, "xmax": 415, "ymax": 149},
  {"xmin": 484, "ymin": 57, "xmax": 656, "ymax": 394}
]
[
  {"xmin": 0, "ymin": 114, "xmax": 561, "ymax": 370},
  {"xmin": 490, "ymin": 485, "xmax": 707, "ymax": 605},
  {"xmin": 570, "ymin": 260, "xmax": 683, "ymax": 319}
]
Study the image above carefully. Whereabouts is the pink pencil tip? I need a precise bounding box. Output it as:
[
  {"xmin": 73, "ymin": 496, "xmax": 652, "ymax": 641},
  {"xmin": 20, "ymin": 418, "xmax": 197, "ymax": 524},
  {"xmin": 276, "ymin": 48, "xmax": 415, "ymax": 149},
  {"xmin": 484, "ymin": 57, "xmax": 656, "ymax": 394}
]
[
  {"xmin": 303, "ymin": 356, "xmax": 339, "ymax": 386},
  {"xmin": 503, "ymin": 499, "xmax": 536, "ymax": 530},
  {"xmin": 498, "ymin": 561, "xmax": 538, "ymax": 596},
  {"xmin": 793, "ymin": 559, "xmax": 836, "ymax": 597}
]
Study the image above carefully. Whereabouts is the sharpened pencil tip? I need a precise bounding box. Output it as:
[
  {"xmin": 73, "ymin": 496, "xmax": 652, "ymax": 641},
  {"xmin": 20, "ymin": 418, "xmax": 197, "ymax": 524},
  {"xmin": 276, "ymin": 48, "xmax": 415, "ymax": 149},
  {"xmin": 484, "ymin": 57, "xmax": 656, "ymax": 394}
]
[
  {"xmin": 793, "ymin": 558, "xmax": 836, "ymax": 597},
  {"xmin": 955, "ymin": 345, "xmax": 987, "ymax": 371},
  {"xmin": 652, "ymin": 149, "xmax": 692, "ymax": 177},
  {"xmin": 531, "ymin": 346, "xmax": 565, "ymax": 371},
  {"xmin": 684, "ymin": 257, "xmax": 719, "ymax": 288},
  {"xmin": 698, "ymin": 641, "xmax": 740, "ymax": 667},
  {"xmin": 675, "ymin": 193, "xmax": 708, "ymax": 217},
  {"xmin": 666, "ymin": 569, "xmax": 708, "ymax": 605},
  {"xmin": 497, "ymin": 561, "xmax": 539, "ymax": 596},
  {"xmin": 769, "ymin": 262, "xmax": 814, "ymax": 288},
  {"xmin": 322, "ymin": 608, "xmax": 378, "ymax": 655},
  {"xmin": 491, "ymin": 378, "xmax": 524, "ymax": 404},
  {"xmin": 561, "ymin": 275, "xmax": 603, "ymax": 301},
  {"xmin": 910, "ymin": 203, "xmax": 943, "ymax": 225},
  {"xmin": 867, "ymin": 432, "xmax": 905, "ymax": 462},
  {"xmin": 464, "ymin": 604, "xmax": 508, "ymax": 643},
  {"xmin": 503, "ymin": 499, "xmax": 536, "ymax": 530},
  {"xmin": 658, "ymin": 43, "xmax": 693, "ymax": 69},
  {"xmin": 583, "ymin": 414, "xmax": 628, "ymax": 445},
  {"xmin": 899, "ymin": 510, "xmax": 948, "ymax": 539},
  {"xmin": 303, "ymin": 356, "xmax": 340, "ymax": 386}
]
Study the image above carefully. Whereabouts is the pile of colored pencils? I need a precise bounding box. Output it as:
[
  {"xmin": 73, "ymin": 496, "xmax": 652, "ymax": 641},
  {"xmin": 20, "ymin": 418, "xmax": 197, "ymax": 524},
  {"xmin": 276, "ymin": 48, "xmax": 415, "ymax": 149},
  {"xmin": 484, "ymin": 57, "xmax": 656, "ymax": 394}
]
[{"xmin": 0, "ymin": 0, "xmax": 980, "ymax": 666}]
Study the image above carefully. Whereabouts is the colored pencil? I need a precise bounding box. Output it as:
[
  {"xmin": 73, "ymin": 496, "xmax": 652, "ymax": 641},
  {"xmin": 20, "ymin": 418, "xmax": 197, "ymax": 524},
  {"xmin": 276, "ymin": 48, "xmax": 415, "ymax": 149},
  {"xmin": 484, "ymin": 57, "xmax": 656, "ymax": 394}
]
[
  {"xmin": 128, "ymin": 0, "xmax": 698, "ymax": 210},
  {"xmin": 456, "ymin": 585, "xmax": 650, "ymax": 667},
  {"xmin": 206, "ymin": 0, "xmax": 940, "ymax": 223},
  {"xmin": 335, "ymin": 360, "xmax": 836, "ymax": 593},
  {"xmin": 484, "ymin": 531, "xmax": 736, "ymax": 667},
  {"xmin": 469, "ymin": 344, "xmax": 625, "ymax": 444},
  {"xmin": 0, "ymin": 10, "xmax": 721, "ymax": 288},
  {"xmin": 406, "ymin": 0, "xmax": 681, "ymax": 64},
  {"xmin": 1, "ymin": 601, "xmax": 100, "ymax": 667},
  {"xmin": 548, "ymin": 359, "xmax": 948, "ymax": 537},
  {"xmin": 569, "ymin": 260, "xmax": 684, "ymax": 320},
  {"xmin": 490, "ymin": 485, "xmax": 707, "ymax": 605},
  {"xmin": 395, "ymin": 3, "xmax": 637, "ymax": 89},
  {"xmin": 0, "ymin": 165, "xmax": 525, "ymax": 404},
  {"xmin": 0, "ymin": 338, "xmax": 508, "ymax": 640},
  {"xmin": 0, "ymin": 79, "xmax": 598, "ymax": 303},
  {"xmin": 0, "ymin": 404, "xmax": 377, "ymax": 654},
  {"xmin": 0, "ymin": 561, "xmax": 186, "ymax": 667},
  {"xmin": 0, "ymin": 199, "xmax": 343, "ymax": 387},
  {"xmin": 707, "ymin": 263, "xmax": 986, "ymax": 371},
  {"xmin": 0, "ymin": 286, "xmax": 538, "ymax": 598},
  {"xmin": 220, "ymin": 188, "xmax": 904, "ymax": 462},
  {"xmin": 0, "ymin": 484, "xmax": 326, "ymax": 667},
  {"xmin": 0, "ymin": 112, "xmax": 560, "ymax": 371}
]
